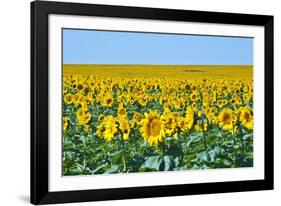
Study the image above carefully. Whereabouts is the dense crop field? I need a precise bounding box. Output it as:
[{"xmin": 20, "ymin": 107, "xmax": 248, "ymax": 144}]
[{"xmin": 63, "ymin": 64, "xmax": 253, "ymax": 176}]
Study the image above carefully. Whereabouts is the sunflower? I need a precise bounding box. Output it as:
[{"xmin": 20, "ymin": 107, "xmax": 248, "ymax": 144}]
[
  {"xmin": 163, "ymin": 103, "xmax": 170, "ymax": 112},
  {"xmin": 64, "ymin": 93, "xmax": 73, "ymax": 104},
  {"xmin": 95, "ymin": 121, "xmax": 104, "ymax": 138},
  {"xmin": 218, "ymin": 108, "xmax": 233, "ymax": 131},
  {"xmin": 76, "ymin": 107, "xmax": 86, "ymax": 118},
  {"xmin": 239, "ymin": 107, "xmax": 253, "ymax": 130},
  {"xmin": 73, "ymin": 93, "xmax": 83, "ymax": 105},
  {"xmin": 191, "ymin": 102, "xmax": 197, "ymax": 110},
  {"xmin": 63, "ymin": 117, "xmax": 68, "ymax": 131},
  {"xmin": 185, "ymin": 106, "xmax": 194, "ymax": 130},
  {"xmin": 118, "ymin": 117, "xmax": 131, "ymax": 140},
  {"xmin": 177, "ymin": 116, "xmax": 188, "ymax": 133},
  {"xmin": 244, "ymin": 92, "xmax": 253, "ymax": 104},
  {"xmin": 76, "ymin": 107, "xmax": 91, "ymax": 125},
  {"xmin": 194, "ymin": 121, "xmax": 208, "ymax": 132},
  {"xmin": 190, "ymin": 91, "xmax": 199, "ymax": 101},
  {"xmin": 185, "ymin": 84, "xmax": 191, "ymax": 90},
  {"xmin": 129, "ymin": 99, "xmax": 135, "ymax": 105},
  {"xmin": 103, "ymin": 116, "xmax": 118, "ymax": 141},
  {"xmin": 98, "ymin": 114, "xmax": 105, "ymax": 122},
  {"xmin": 77, "ymin": 113, "xmax": 91, "ymax": 125},
  {"xmin": 84, "ymin": 86, "xmax": 90, "ymax": 94},
  {"xmin": 173, "ymin": 100, "xmax": 181, "ymax": 110},
  {"xmin": 140, "ymin": 110, "xmax": 165, "ymax": 146},
  {"xmin": 117, "ymin": 104, "xmax": 127, "ymax": 118},
  {"xmin": 83, "ymin": 124, "xmax": 89, "ymax": 133},
  {"xmin": 72, "ymin": 84, "xmax": 77, "ymax": 90},
  {"xmin": 231, "ymin": 94, "xmax": 239, "ymax": 104},
  {"xmin": 63, "ymin": 84, "xmax": 68, "ymax": 94},
  {"xmin": 102, "ymin": 94, "xmax": 114, "ymax": 107},
  {"xmin": 217, "ymin": 99, "xmax": 227, "ymax": 108},
  {"xmin": 77, "ymin": 83, "xmax": 84, "ymax": 90},
  {"xmin": 161, "ymin": 112, "xmax": 177, "ymax": 136},
  {"xmin": 213, "ymin": 91, "xmax": 217, "ymax": 101},
  {"xmin": 139, "ymin": 98, "xmax": 148, "ymax": 107},
  {"xmin": 133, "ymin": 112, "xmax": 142, "ymax": 124},
  {"xmin": 87, "ymin": 92, "xmax": 94, "ymax": 101},
  {"xmin": 206, "ymin": 108, "xmax": 217, "ymax": 124},
  {"xmin": 80, "ymin": 100, "xmax": 88, "ymax": 110}
]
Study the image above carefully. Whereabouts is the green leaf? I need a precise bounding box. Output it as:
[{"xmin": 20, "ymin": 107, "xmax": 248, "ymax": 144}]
[
  {"xmin": 223, "ymin": 159, "xmax": 232, "ymax": 166},
  {"xmin": 233, "ymin": 145, "xmax": 240, "ymax": 150},
  {"xmin": 105, "ymin": 165, "xmax": 119, "ymax": 174},
  {"xmin": 208, "ymin": 146, "xmax": 221, "ymax": 162},
  {"xmin": 187, "ymin": 133, "xmax": 203, "ymax": 147},
  {"xmin": 196, "ymin": 151, "xmax": 209, "ymax": 162},
  {"xmin": 243, "ymin": 134, "xmax": 253, "ymax": 141},
  {"xmin": 163, "ymin": 155, "xmax": 174, "ymax": 171},
  {"xmin": 109, "ymin": 150, "xmax": 123, "ymax": 165},
  {"xmin": 93, "ymin": 164, "xmax": 108, "ymax": 174},
  {"xmin": 208, "ymin": 150, "xmax": 216, "ymax": 162},
  {"xmin": 143, "ymin": 155, "xmax": 163, "ymax": 171}
]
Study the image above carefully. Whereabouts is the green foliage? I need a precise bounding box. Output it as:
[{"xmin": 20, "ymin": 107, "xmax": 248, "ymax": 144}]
[{"xmin": 63, "ymin": 119, "xmax": 253, "ymax": 175}]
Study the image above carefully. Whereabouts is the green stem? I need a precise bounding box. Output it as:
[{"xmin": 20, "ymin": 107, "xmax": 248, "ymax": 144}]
[
  {"xmin": 203, "ymin": 132, "xmax": 207, "ymax": 149},
  {"xmin": 121, "ymin": 137, "xmax": 127, "ymax": 172},
  {"xmin": 202, "ymin": 124, "xmax": 210, "ymax": 161},
  {"xmin": 82, "ymin": 134, "xmax": 86, "ymax": 171},
  {"xmin": 122, "ymin": 155, "xmax": 127, "ymax": 172},
  {"xmin": 232, "ymin": 125, "xmax": 239, "ymax": 167},
  {"xmin": 158, "ymin": 141, "xmax": 166, "ymax": 156}
]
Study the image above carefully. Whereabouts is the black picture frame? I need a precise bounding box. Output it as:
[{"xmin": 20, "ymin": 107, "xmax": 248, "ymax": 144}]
[{"xmin": 31, "ymin": 0, "xmax": 274, "ymax": 204}]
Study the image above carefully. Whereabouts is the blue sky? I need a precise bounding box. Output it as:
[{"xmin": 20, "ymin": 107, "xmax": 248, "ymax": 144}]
[{"xmin": 63, "ymin": 29, "xmax": 253, "ymax": 65}]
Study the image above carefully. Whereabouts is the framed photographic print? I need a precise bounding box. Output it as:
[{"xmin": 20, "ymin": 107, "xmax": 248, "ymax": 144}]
[{"xmin": 31, "ymin": 0, "xmax": 274, "ymax": 204}]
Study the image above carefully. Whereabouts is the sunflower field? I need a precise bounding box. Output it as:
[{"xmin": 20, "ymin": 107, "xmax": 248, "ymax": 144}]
[{"xmin": 62, "ymin": 65, "xmax": 253, "ymax": 176}]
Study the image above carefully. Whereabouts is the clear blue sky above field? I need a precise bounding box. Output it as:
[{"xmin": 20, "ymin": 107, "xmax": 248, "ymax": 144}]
[{"xmin": 63, "ymin": 29, "xmax": 253, "ymax": 65}]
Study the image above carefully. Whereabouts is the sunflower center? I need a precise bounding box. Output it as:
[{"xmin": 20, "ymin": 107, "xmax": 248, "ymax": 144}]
[
  {"xmin": 119, "ymin": 109, "xmax": 125, "ymax": 115},
  {"xmin": 107, "ymin": 98, "xmax": 112, "ymax": 104},
  {"xmin": 166, "ymin": 118, "xmax": 173, "ymax": 129},
  {"xmin": 78, "ymin": 84, "xmax": 83, "ymax": 90},
  {"xmin": 84, "ymin": 88, "xmax": 89, "ymax": 93},
  {"xmin": 150, "ymin": 119, "xmax": 161, "ymax": 136},
  {"xmin": 135, "ymin": 115, "xmax": 141, "ymax": 122},
  {"xmin": 223, "ymin": 113, "xmax": 231, "ymax": 124},
  {"xmin": 244, "ymin": 112, "xmax": 250, "ymax": 121}
]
